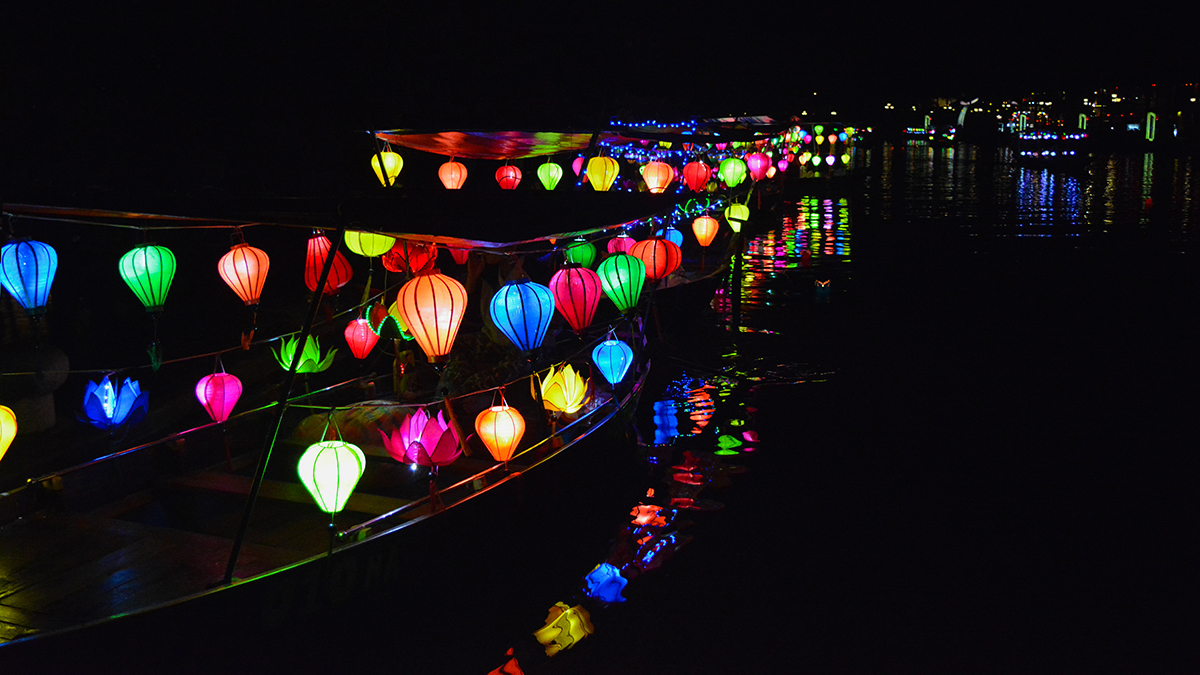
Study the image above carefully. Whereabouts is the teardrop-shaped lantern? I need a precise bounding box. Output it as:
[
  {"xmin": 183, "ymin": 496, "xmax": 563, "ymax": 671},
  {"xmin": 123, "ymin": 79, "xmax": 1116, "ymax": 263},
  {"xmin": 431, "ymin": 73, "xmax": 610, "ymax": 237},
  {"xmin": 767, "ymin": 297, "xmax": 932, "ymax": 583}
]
[
  {"xmin": 538, "ymin": 162, "xmax": 563, "ymax": 190},
  {"xmin": 549, "ymin": 264, "xmax": 602, "ymax": 334},
  {"xmin": 630, "ymin": 238, "xmax": 682, "ymax": 282},
  {"xmin": 448, "ymin": 247, "xmax": 470, "ymax": 265},
  {"xmin": 382, "ymin": 240, "xmax": 436, "ymax": 274},
  {"xmin": 496, "ymin": 165, "xmax": 522, "ymax": 190},
  {"xmin": 344, "ymin": 317, "xmax": 380, "ymax": 359},
  {"xmin": 371, "ymin": 150, "xmax": 403, "ymax": 187},
  {"xmin": 393, "ymin": 270, "xmax": 468, "ymax": 363},
  {"xmin": 218, "ymin": 242, "xmax": 269, "ymax": 306},
  {"xmin": 195, "ymin": 371, "xmax": 242, "ymax": 423},
  {"xmin": 118, "ymin": 244, "xmax": 176, "ymax": 312},
  {"xmin": 718, "ymin": 157, "xmax": 748, "ymax": 187},
  {"xmin": 682, "ymin": 161, "xmax": 711, "ymax": 192},
  {"xmin": 654, "ymin": 227, "xmax": 684, "ymax": 248},
  {"xmin": 592, "ymin": 337, "xmax": 634, "ymax": 385},
  {"xmin": 607, "ymin": 233, "xmax": 636, "ymax": 254},
  {"xmin": 344, "ymin": 231, "xmax": 396, "ymax": 258},
  {"xmin": 745, "ymin": 152, "xmax": 770, "ymax": 181},
  {"xmin": 0, "ymin": 239, "xmax": 58, "ymax": 316},
  {"xmin": 586, "ymin": 156, "xmax": 620, "ymax": 192},
  {"xmin": 641, "ymin": 161, "xmax": 673, "ymax": 194},
  {"xmin": 304, "ymin": 234, "xmax": 353, "ymax": 294},
  {"xmin": 490, "ymin": 279, "xmax": 554, "ymax": 351},
  {"xmin": 438, "ymin": 159, "xmax": 468, "ymax": 189},
  {"xmin": 0, "ymin": 405, "xmax": 16, "ymax": 463},
  {"xmin": 563, "ymin": 238, "xmax": 597, "ymax": 269},
  {"xmin": 724, "ymin": 203, "xmax": 749, "ymax": 233},
  {"xmin": 475, "ymin": 399, "xmax": 525, "ymax": 463},
  {"xmin": 597, "ymin": 253, "xmax": 645, "ymax": 313},
  {"xmin": 298, "ymin": 440, "xmax": 366, "ymax": 513},
  {"xmin": 692, "ymin": 216, "xmax": 719, "ymax": 247}
]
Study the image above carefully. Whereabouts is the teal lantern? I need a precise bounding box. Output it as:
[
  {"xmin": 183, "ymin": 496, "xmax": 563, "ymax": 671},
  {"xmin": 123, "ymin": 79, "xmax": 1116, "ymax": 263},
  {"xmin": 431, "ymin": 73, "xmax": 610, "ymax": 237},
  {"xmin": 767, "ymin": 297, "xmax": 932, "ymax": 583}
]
[
  {"xmin": 564, "ymin": 238, "xmax": 597, "ymax": 269},
  {"xmin": 489, "ymin": 279, "xmax": 555, "ymax": 351},
  {"xmin": 592, "ymin": 335, "xmax": 634, "ymax": 385},
  {"xmin": 718, "ymin": 157, "xmax": 748, "ymax": 187},
  {"xmin": 118, "ymin": 244, "xmax": 176, "ymax": 312},
  {"xmin": 597, "ymin": 253, "xmax": 645, "ymax": 313},
  {"xmin": 538, "ymin": 161, "xmax": 564, "ymax": 190},
  {"xmin": 0, "ymin": 239, "xmax": 57, "ymax": 316},
  {"xmin": 297, "ymin": 440, "xmax": 366, "ymax": 514}
]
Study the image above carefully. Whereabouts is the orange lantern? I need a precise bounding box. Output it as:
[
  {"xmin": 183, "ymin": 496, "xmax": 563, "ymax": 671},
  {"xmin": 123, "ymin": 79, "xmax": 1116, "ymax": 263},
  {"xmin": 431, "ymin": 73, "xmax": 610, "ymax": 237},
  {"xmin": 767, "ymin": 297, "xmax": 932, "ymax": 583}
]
[
  {"xmin": 382, "ymin": 240, "xmax": 436, "ymax": 274},
  {"xmin": 218, "ymin": 242, "xmax": 270, "ymax": 305},
  {"xmin": 475, "ymin": 391, "xmax": 525, "ymax": 463},
  {"xmin": 629, "ymin": 238, "xmax": 682, "ymax": 282},
  {"xmin": 692, "ymin": 216, "xmax": 719, "ymax": 247},
  {"xmin": 586, "ymin": 156, "xmax": 619, "ymax": 191},
  {"xmin": 393, "ymin": 269, "xmax": 468, "ymax": 363},
  {"xmin": 641, "ymin": 161, "xmax": 673, "ymax": 194},
  {"xmin": 439, "ymin": 159, "xmax": 468, "ymax": 189},
  {"xmin": 304, "ymin": 233, "xmax": 353, "ymax": 294},
  {"xmin": 496, "ymin": 165, "xmax": 522, "ymax": 190}
]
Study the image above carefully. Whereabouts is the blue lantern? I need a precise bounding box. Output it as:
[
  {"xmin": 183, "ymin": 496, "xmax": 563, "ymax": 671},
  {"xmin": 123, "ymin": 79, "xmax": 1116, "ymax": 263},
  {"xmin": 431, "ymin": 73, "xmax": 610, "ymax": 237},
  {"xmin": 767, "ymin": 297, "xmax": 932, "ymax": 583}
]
[
  {"xmin": 583, "ymin": 563, "xmax": 628, "ymax": 604},
  {"xmin": 592, "ymin": 336, "xmax": 634, "ymax": 385},
  {"xmin": 81, "ymin": 375, "xmax": 149, "ymax": 430},
  {"xmin": 489, "ymin": 279, "xmax": 555, "ymax": 351},
  {"xmin": 654, "ymin": 226, "xmax": 684, "ymax": 248},
  {"xmin": 0, "ymin": 239, "xmax": 58, "ymax": 316}
]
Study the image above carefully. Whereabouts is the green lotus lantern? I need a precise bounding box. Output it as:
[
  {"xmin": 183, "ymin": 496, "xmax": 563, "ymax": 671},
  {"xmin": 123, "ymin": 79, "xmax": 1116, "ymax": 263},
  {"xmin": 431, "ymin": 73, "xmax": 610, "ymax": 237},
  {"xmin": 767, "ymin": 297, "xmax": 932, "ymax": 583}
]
[
  {"xmin": 597, "ymin": 253, "xmax": 645, "ymax": 313},
  {"xmin": 297, "ymin": 440, "xmax": 366, "ymax": 513},
  {"xmin": 718, "ymin": 157, "xmax": 748, "ymax": 187},
  {"xmin": 272, "ymin": 335, "xmax": 336, "ymax": 373},
  {"xmin": 118, "ymin": 244, "xmax": 176, "ymax": 312},
  {"xmin": 538, "ymin": 161, "xmax": 563, "ymax": 191},
  {"xmin": 563, "ymin": 238, "xmax": 597, "ymax": 269}
]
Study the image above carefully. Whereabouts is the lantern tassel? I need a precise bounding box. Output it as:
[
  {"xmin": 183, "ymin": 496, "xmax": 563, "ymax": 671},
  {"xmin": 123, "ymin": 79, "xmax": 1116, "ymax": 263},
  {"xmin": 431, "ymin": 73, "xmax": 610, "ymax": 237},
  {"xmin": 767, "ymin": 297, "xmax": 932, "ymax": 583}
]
[{"xmin": 148, "ymin": 341, "xmax": 162, "ymax": 373}]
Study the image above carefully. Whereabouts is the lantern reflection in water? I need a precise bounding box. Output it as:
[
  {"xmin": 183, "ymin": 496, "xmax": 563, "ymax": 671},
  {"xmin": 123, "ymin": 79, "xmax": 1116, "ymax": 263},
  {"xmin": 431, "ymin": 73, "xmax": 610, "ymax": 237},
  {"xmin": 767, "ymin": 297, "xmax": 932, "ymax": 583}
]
[{"xmin": 533, "ymin": 602, "xmax": 594, "ymax": 656}]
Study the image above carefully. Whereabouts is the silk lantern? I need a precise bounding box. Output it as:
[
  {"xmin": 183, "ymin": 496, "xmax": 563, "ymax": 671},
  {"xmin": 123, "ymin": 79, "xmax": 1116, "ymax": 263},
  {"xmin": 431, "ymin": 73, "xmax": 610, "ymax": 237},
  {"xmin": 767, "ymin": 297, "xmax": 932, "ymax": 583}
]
[
  {"xmin": 393, "ymin": 270, "xmax": 468, "ymax": 362},
  {"xmin": 344, "ymin": 231, "xmax": 396, "ymax": 258},
  {"xmin": 607, "ymin": 233, "xmax": 635, "ymax": 254},
  {"xmin": 586, "ymin": 156, "xmax": 619, "ymax": 191},
  {"xmin": 682, "ymin": 161, "xmax": 711, "ymax": 192},
  {"xmin": 438, "ymin": 159, "xmax": 467, "ymax": 189},
  {"xmin": 630, "ymin": 238, "xmax": 682, "ymax": 281},
  {"xmin": 549, "ymin": 264, "xmax": 602, "ymax": 334},
  {"xmin": 592, "ymin": 336, "xmax": 634, "ymax": 385},
  {"xmin": 304, "ymin": 234, "xmax": 352, "ymax": 294},
  {"xmin": 298, "ymin": 440, "xmax": 366, "ymax": 513},
  {"xmin": 382, "ymin": 240, "xmax": 435, "ymax": 274},
  {"xmin": 597, "ymin": 253, "xmax": 645, "ymax": 313},
  {"xmin": 563, "ymin": 238, "xmax": 596, "ymax": 269},
  {"xmin": 0, "ymin": 239, "xmax": 57, "ymax": 316},
  {"xmin": 118, "ymin": 243, "xmax": 176, "ymax": 312},
  {"xmin": 475, "ymin": 393, "xmax": 525, "ymax": 463},
  {"xmin": 0, "ymin": 406, "xmax": 16, "ymax": 463},
  {"xmin": 344, "ymin": 317, "xmax": 380, "ymax": 359},
  {"xmin": 489, "ymin": 279, "xmax": 555, "ymax": 351},
  {"xmin": 538, "ymin": 161, "xmax": 563, "ymax": 190},
  {"xmin": 195, "ymin": 371, "xmax": 242, "ymax": 423},
  {"xmin": 82, "ymin": 375, "xmax": 149, "ymax": 430},
  {"xmin": 448, "ymin": 248, "xmax": 470, "ymax": 265},
  {"xmin": 371, "ymin": 150, "xmax": 403, "ymax": 187},
  {"xmin": 724, "ymin": 203, "xmax": 749, "ymax": 233},
  {"xmin": 539, "ymin": 364, "xmax": 589, "ymax": 415},
  {"xmin": 641, "ymin": 161, "xmax": 673, "ymax": 193},
  {"xmin": 380, "ymin": 407, "xmax": 461, "ymax": 468},
  {"xmin": 496, "ymin": 165, "xmax": 522, "ymax": 190},
  {"xmin": 571, "ymin": 156, "xmax": 585, "ymax": 176},
  {"xmin": 654, "ymin": 227, "xmax": 684, "ymax": 248},
  {"xmin": 692, "ymin": 216, "xmax": 719, "ymax": 247},
  {"xmin": 218, "ymin": 242, "xmax": 269, "ymax": 306},
  {"xmin": 745, "ymin": 152, "xmax": 770, "ymax": 181},
  {"xmin": 718, "ymin": 157, "xmax": 748, "ymax": 187}
]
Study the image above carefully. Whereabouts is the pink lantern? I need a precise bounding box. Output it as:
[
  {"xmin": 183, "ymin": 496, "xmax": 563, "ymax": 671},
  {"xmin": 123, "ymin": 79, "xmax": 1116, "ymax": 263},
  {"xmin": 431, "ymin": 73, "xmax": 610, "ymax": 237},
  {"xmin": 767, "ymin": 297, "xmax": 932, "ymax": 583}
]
[
  {"xmin": 607, "ymin": 233, "xmax": 636, "ymax": 254},
  {"xmin": 777, "ymin": 158, "xmax": 790, "ymax": 172},
  {"xmin": 496, "ymin": 165, "xmax": 522, "ymax": 190},
  {"xmin": 195, "ymin": 371, "xmax": 242, "ymax": 423},
  {"xmin": 571, "ymin": 156, "xmax": 585, "ymax": 176},
  {"xmin": 344, "ymin": 317, "xmax": 380, "ymax": 359},
  {"xmin": 549, "ymin": 264, "xmax": 603, "ymax": 334},
  {"xmin": 681, "ymin": 161, "xmax": 710, "ymax": 192},
  {"xmin": 746, "ymin": 153, "xmax": 770, "ymax": 181},
  {"xmin": 380, "ymin": 408, "xmax": 461, "ymax": 468},
  {"xmin": 448, "ymin": 248, "xmax": 470, "ymax": 265}
]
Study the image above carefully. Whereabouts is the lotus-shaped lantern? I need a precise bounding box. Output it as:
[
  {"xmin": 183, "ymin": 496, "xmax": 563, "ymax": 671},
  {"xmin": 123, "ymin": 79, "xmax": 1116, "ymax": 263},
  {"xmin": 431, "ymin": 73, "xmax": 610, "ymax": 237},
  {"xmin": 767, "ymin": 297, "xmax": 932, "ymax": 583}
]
[
  {"xmin": 272, "ymin": 335, "xmax": 336, "ymax": 373},
  {"xmin": 81, "ymin": 375, "xmax": 149, "ymax": 430},
  {"xmin": 539, "ymin": 364, "xmax": 590, "ymax": 415},
  {"xmin": 380, "ymin": 407, "xmax": 461, "ymax": 468}
]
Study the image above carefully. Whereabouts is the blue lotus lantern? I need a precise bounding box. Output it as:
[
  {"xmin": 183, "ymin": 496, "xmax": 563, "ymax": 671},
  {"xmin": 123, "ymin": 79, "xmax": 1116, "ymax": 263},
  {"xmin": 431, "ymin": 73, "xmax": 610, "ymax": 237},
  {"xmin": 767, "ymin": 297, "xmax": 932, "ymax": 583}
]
[
  {"xmin": 654, "ymin": 226, "xmax": 684, "ymax": 248},
  {"xmin": 489, "ymin": 279, "xmax": 554, "ymax": 351},
  {"xmin": 81, "ymin": 375, "xmax": 149, "ymax": 430},
  {"xmin": 0, "ymin": 239, "xmax": 58, "ymax": 316},
  {"xmin": 582, "ymin": 563, "xmax": 628, "ymax": 604},
  {"xmin": 592, "ymin": 335, "xmax": 634, "ymax": 385}
]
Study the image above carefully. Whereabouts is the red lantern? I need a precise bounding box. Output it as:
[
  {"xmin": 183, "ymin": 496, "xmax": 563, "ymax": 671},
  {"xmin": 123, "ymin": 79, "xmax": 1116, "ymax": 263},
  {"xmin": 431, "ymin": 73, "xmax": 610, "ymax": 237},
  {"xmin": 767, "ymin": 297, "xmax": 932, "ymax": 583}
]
[
  {"xmin": 746, "ymin": 152, "xmax": 770, "ymax": 181},
  {"xmin": 549, "ymin": 264, "xmax": 603, "ymax": 334},
  {"xmin": 218, "ymin": 242, "xmax": 270, "ymax": 305},
  {"xmin": 195, "ymin": 371, "xmax": 242, "ymax": 423},
  {"xmin": 608, "ymin": 233, "xmax": 635, "ymax": 254},
  {"xmin": 692, "ymin": 216, "xmax": 719, "ymax": 247},
  {"xmin": 448, "ymin": 247, "xmax": 470, "ymax": 265},
  {"xmin": 496, "ymin": 165, "xmax": 522, "ymax": 190},
  {"xmin": 344, "ymin": 317, "xmax": 380, "ymax": 359},
  {"xmin": 629, "ymin": 238, "xmax": 681, "ymax": 282},
  {"xmin": 682, "ymin": 161, "xmax": 711, "ymax": 192},
  {"xmin": 383, "ymin": 240, "xmax": 436, "ymax": 274},
  {"xmin": 304, "ymin": 234, "xmax": 353, "ymax": 294},
  {"xmin": 641, "ymin": 161, "xmax": 674, "ymax": 194},
  {"xmin": 393, "ymin": 269, "xmax": 468, "ymax": 362},
  {"xmin": 439, "ymin": 159, "xmax": 468, "ymax": 189}
]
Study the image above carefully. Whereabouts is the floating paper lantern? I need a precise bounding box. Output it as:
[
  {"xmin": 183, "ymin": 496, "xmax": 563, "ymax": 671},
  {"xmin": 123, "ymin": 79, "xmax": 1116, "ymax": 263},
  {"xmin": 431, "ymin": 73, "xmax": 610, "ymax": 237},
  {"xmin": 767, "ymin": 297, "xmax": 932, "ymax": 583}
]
[
  {"xmin": 438, "ymin": 159, "xmax": 467, "ymax": 189},
  {"xmin": 563, "ymin": 238, "xmax": 597, "ymax": 269},
  {"xmin": 586, "ymin": 156, "xmax": 619, "ymax": 192},
  {"xmin": 692, "ymin": 216, "xmax": 719, "ymax": 247},
  {"xmin": 539, "ymin": 364, "xmax": 590, "ymax": 415},
  {"xmin": 297, "ymin": 440, "xmax": 366, "ymax": 513},
  {"xmin": 724, "ymin": 203, "xmax": 749, "ymax": 233},
  {"xmin": 495, "ymin": 165, "xmax": 522, "ymax": 190},
  {"xmin": 393, "ymin": 270, "xmax": 468, "ymax": 362},
  {"xmin": 490, "ymin": 279, "xmax": 555, "ymax": 351},
  {"xmin": 549, "ymin": 264, "xmax": 602, "ymax": 334},
  {"xmin": 641, "ymin": 161, "xmax": 673, "ymax": 194},
  {"xmin": 682, "ymin": 161, "xmax": 711, "ymax": 192},
  {"xmin": 592, "ymin": 337, "xmax": 633, "ymax": 385},
  {"xmin": 195, "ymin": 371, "xmax": 242, "ymax": 423},
  {"xmin": 380, "ymin": 407, "xmax": 461, "ymax": 467},
  {"xmin": 82, "ymin": 375, "xmax": 149, "ymax": 430},
  {"xmin": 475, "ymin": 398, "xmax": 525, "ymax": 462},
  {"xmin": 597, "ymin": 254, "xmax": 645, "ymax": 313},
  {"xmin": 0, "ymin": 239, "xmax": 57, "ymax": 316},
  {"xmin": 371, "ymin": 150, "xmax": 403, "ymax": 187},
  {"xmin": 272, "ymin": 335, "xmax": 336, "ymax": 373},
  {"xmin": 118, "ymin": 243, "xmax": 176, "ymax": 312},
  {"xmin": 583, "ymin": 563, "xmax": 628, "ymax": 604},
  {"xmin": 607, "ymin": 233, "xmax": 635, "ymax": 254},
  {"xmin": 218, "ymin": 242, "xmax": 269, "ymax": 306},
  {"xmin": 630, "ymin": 238, "xmax": 681, "ymax": 281},
  {"xmin": 382, "ymin": 240, "xmax": 435, "ymax": 274},
  {"xmin": 745, "ymin": 152, "xmax": 770, "ymax": 181},
  {"xmin": 304, "ymin": 234, "xmax": 352, "ymax": 294},
  {"xmin": 654, "ymin": 227, "xmax": 684, "ymax": 248},
  {"xmin": 0, "ymin": 406, "xmax": 16, "ymax": 463},
  {"xmin": 344, "ymin": 317, "xmax": 380, "ymax": 359},
  {"xmin": 534, "ymin": 603, "xmax": 594, "ymax": 657},
  {"xmin": 538, "ymin": 161, "xmax": 563, "ymax": 190},
  {"xmin": 344, "ymin": 231, "xmax": 396, "ymax": 258},
  {"xmin": 718, "ymin": 157, "xmax": 748, "ymax": 187}
]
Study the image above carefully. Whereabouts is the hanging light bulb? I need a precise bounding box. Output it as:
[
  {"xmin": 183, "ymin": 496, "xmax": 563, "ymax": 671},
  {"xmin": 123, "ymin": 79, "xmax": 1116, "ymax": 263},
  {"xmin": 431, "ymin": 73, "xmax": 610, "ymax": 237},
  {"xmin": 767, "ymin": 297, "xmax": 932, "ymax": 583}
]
[
  {"xmin": 495, "ymin": 165, "xmax": 522, "ymax": 190},
  {"xmin": 118, "ymin": 243, "xmax": 176, "ymax": 312}
]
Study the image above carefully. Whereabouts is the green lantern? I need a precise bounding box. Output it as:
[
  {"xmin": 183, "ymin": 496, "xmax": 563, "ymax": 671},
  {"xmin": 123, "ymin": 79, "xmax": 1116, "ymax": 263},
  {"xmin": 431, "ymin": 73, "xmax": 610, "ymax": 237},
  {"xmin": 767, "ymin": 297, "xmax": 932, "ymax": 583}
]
[
  {"xmin": 724, "ymin": 203, "xmax": 749, "ymax": 234},
  {"xmin": 597, "ymin": 253, "xmax": 645, "ymax": 313},
  {"xmin": 718, "ymin": 157, "xmax": 748, "ymax": 188},
  {"xmin": 538, "ymin": 161, "xmax": 563, "ymax": 190},
  {"xmin": 118, "ymin": 244, "xmax": 177, "ymax": 312},
  {"xmin": 272, "ymin": 335, "xmax": 336, "ymax": 373},
  {"xmin": 297, "ymin": 440, "xmax": 366, "ymax": 513},
  {"xmin": 564, "ymin": 238, "xmax": 597, "ymax": 269}
]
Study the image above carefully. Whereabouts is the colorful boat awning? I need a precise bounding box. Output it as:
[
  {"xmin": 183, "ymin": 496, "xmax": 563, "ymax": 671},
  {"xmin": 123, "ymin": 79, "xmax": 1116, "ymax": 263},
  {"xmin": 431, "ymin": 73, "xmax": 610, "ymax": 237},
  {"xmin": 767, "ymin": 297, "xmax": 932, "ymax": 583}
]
[{"xmin": 373, "ymin": 130, "xmax": 613, "ymax": 160}]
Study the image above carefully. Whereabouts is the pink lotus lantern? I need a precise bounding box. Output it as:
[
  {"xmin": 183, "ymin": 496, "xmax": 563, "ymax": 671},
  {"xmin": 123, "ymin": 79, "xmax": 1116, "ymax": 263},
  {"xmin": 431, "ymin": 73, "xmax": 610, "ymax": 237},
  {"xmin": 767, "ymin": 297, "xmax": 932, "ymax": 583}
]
[
  {"xmin": 195, "ymin": 371, "xmax": 242, "ymax": 423},
  {"xmin": 344, "ymin": 317, "xmax": 380, "ymax": 359},
  {"xmin": 380, "ymin": 407, "xmax": 462, "ymax": 468},
  {"xmin": 746, "ymin": 152, "xmax": 770, "ymax": 181}
]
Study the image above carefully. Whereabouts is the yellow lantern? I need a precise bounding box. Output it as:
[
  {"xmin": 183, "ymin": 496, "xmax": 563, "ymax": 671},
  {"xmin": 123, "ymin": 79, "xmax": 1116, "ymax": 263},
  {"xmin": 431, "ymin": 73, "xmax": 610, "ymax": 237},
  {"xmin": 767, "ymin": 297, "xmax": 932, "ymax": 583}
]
[
  {"xmin": 0, "ymin": 406, "xmax": 15, "ymax": 463},
  {"xmin": 539, "ymin": 364, "xmax": 590, "ymax": 415},
  {"xmin": 533, "ymin": 602, "xmax": 594, "ymax": 657},
  {"xmin": 344, "ymin": 231, "xmax": 396, "ymax": 257},
  {"xmin": 724, "ymin": 203, "xmax": 749, "ymax": 233},
  {"xmin": 586, "ymin": 156, "xmax": 620, "ymax": 192},
  {"xmin": 371, "ymin": 150, "xmax": 403, "ymax": 187}
]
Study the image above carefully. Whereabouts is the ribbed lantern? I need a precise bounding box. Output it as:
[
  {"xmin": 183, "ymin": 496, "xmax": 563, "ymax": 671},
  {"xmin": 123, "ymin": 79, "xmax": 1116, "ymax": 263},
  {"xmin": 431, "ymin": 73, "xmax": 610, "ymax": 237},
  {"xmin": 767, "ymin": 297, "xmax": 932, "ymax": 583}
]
[
  {"xmin": 549, "ymin": 264, "xmax": 602, "ymax": 334},
  {"xmin": 297, "ymin": 440, "xmax": 366, "ymax": 514},
  {"xmin": 344, "ymin": 317, "xmax": 380, "ymax": 359},
  {"xmin": 654, "ymin": 227, "xmax": 684, "ymax": 248},
  {"xmin": 344, "ymin": 231, "xmax": 396, "ymax": 258},
  {"xmin": 597, "ymin": 253, "xmax": 645, "ymax": 313},
  {"xmin": 448, "ymin": 248, "xmax": 470, "ymax": 265},
  {"xmin": 745, "ymin": 152, "xmax": 771, "ymax": 181},
  {"xmin": 563, "ymin": 238, "xmax": 597, "ymax": 269},
  {"xmin": 371, "ymin": 150, "xmax": 403, "ymax": 187},
  {"xmin": 0, "ymin": 405, "xmax": 16, "ymax": 463},
  {"xmin": 586, "ymin": 156, "xmax": 620, "ymax": 192},
  {"xmin": 682, "ymin": 161, "xmax": 711, "ymax": 192},
  {"xmin": 393, "ymin": 270, "xmax": 468, "ymax": 362},
  {"xmin": 724, "ymin": 203, "xmax": 750, "ymax": 233},
  {"xmin": 118, "ymin": 244, "xmax": 176, "ymax": 312},
  {"xmin": 489, "ymin": 279, "xmax": 555, "ymax": 352},
  {"xmin": 304, "ymin": 234, "xmax": 352, "ymax": 294},
  {"xmin": 438, "ymin": 159, "xmax": 468, "ymax": 189},
  {"xmin": 692, "ymin": 216, "xmax": 719, "ymax": 247},
  {"xmin": 0, "ymin": 239, "xmax": 57, "ymax": 316},
  {"xmin": 195, "ymin": 371, "xmax": 242, "ymax": 423},
  {"xmin": 607, "ymin": 233, "xmax": 636, "ymax": 254},
  {"xmin": 496, "ymin": 165, "xmax": 522, "ymax": 190},
  {"xmin": 538, "ymin": 162, "xmax": 563, "ymax": 190},
  {"xmin": 218, "ymin": 243, "xmax": 269, "ymax": 306},
  {"xmin": 382, "ymin": 240, "xmax": 435, "ymax": 275},
  {"xmin": 475, "ymin": 397, "xmax": 525, "ymax": 463},
  {"xmin": 592, "ymin": 337, "xmax": 634, "ymax": 385},
  {"xmin": 571, "ymin": 156, "xmax": 585, "ymax": 176},
  {"xmin": 718, "ymin": 157, "xmax": 748, "ymax": 187},
  {"xmin": 641, "ymin": 161, "xmax": 673, "ymax": 194},
  {"xmin": 630, "ymin": 238, "xmax": 682, "ymax": 282}
]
